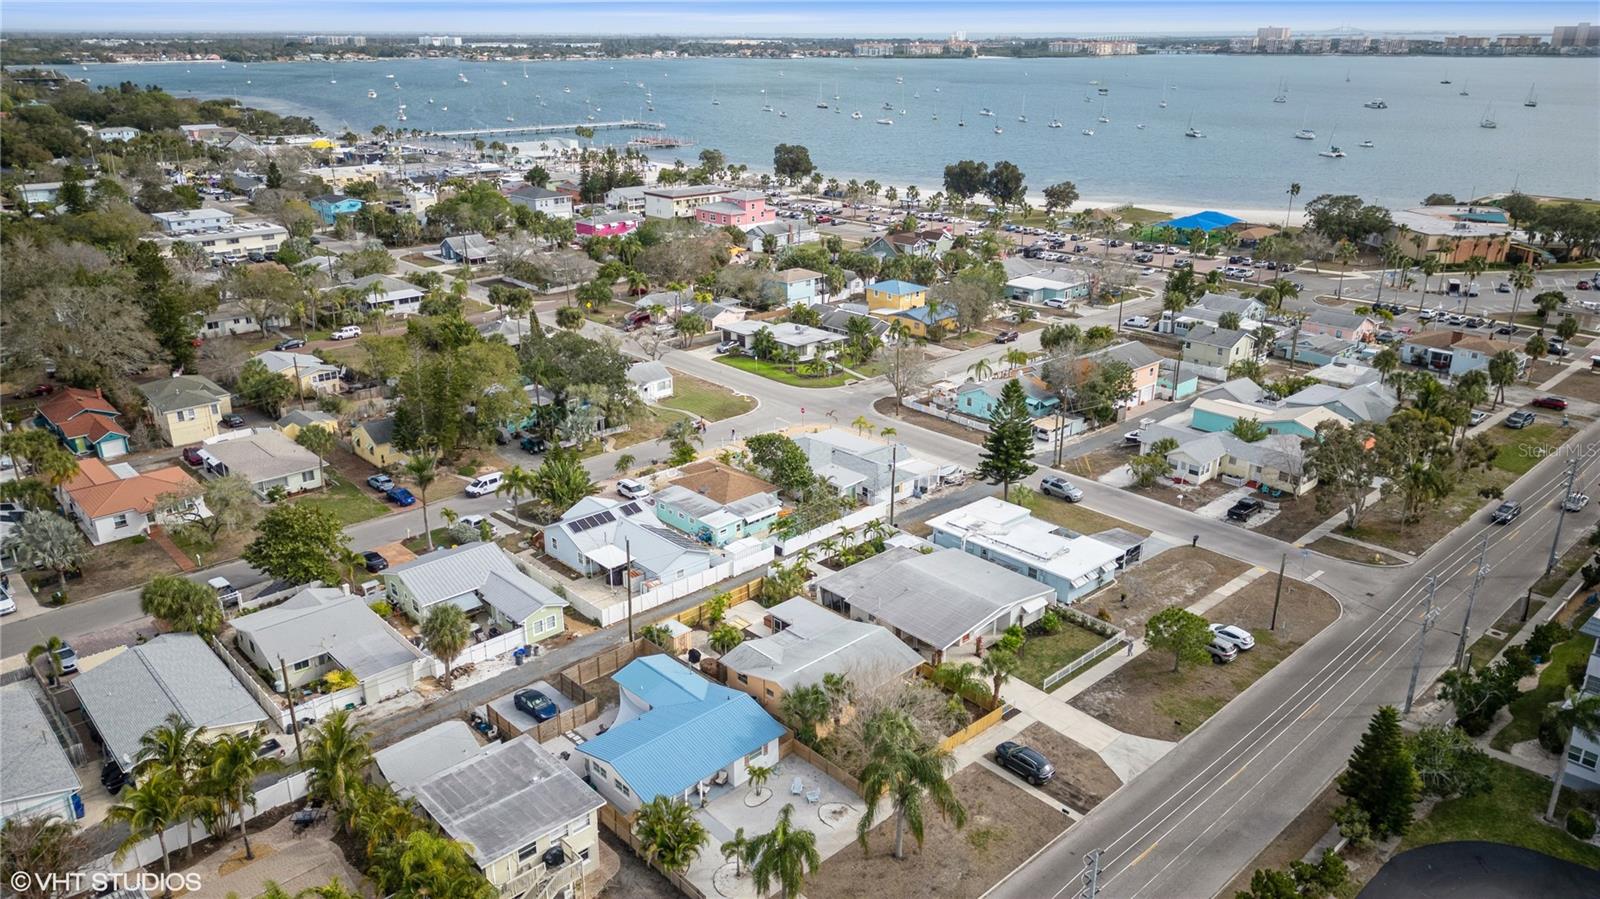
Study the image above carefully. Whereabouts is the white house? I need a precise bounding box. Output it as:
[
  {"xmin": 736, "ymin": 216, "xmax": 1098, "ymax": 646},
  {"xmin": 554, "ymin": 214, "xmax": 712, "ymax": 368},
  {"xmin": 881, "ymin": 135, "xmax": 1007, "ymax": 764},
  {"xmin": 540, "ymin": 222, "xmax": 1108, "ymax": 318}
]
[
  {"xmin": 576, "ymin": 655, "xmax": 785, "ymax": 813},
  {"xmin": 1, "ymin": 686, "xmax": 83, "ymax": 825},
  {"xmin": 1560, "ymin": 616, "xmax": 1600, "ymax": 790},
  {"xmin": 625, "ymin": 361, "xmax": 674, "ymax": 401},
  {"xmin": 152, "ymin": 207, "xmax": 236, "ymax": 234},
  {"xmin": 642, "ymin": 185, "xmax": 726, "ymax": 220},
  {"xmin": 926, "ymin": 497, "xmax": 1127, "ymax": 604},
  {"xmin": 57, "ymin": 458, "xmax": 209, "ymax": 546},
  {"xmin": 96, "ymin": 125, "xmax": 141, "ymax": 142},
  {"xmin": 506, "ymin": 186, "xmax": 574, "ymax": 220},
  {"xmin": 164, "ymin": 220, "xmax": 287, "ymax": 262},
  {"xmin": 198, "ymin": 429, "xmax": 324, "ymax": 498},
  {"xmin": 338, "ymin": 274, "xmax": 425, "ymax": 317},
  {"xmin": 792, "ymin": 427, "xmax": 940, "ymax": 504},
  {"xmin": 201, "ymin": 301, "xmax": 290, "ymax": 338},
  {"xmin": 542, "ymin": 496, "xmax": 714, "ymax": 584},
  {"xmin": 231, "ymin": 584, "xmax": 430, "ymax": 708},
  {"xmin": 383, "ymin": 542, "xmax": 570, "ymax": 644},
  {"xmin": 717, "ymin": 320, "xmax": 843, "ymax": 362}
]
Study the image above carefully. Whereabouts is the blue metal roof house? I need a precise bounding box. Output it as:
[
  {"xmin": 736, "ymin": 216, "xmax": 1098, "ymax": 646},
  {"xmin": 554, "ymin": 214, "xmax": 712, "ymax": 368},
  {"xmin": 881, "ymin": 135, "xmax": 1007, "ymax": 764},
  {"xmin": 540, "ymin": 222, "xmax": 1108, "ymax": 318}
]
[{"xmin": 575, "ymin": 655, "xmax": 785, "ymax": 813}]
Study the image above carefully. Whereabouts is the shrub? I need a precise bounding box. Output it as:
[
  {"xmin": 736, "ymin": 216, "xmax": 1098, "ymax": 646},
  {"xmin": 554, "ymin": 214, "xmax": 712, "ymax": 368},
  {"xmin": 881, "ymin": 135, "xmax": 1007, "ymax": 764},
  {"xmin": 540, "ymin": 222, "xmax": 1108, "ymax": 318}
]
[
  {"xmin": 1566, "ymin": 808, "xmax": 1596, "ymax": 840},
  {"xmin": 456, "ymin": 463, "xmax": 478, "ymax": 477},
  {"xmin": 129, "ymin": 534, "xmax": 148, "ymax": 545},
  {"xmin": 1569, "ymin": 660, "xmax": 1589, "ymax": 691},
  {"xmin": 1526, "ymin": 622, "xmax": 1573, "ymax": 660},
  {"xmin": 1331, "ymin": 801, "xmax": 1372, "ymax": 849},
  {"xmin": 1035, "ymin": 610, "xmax": 1063, "ymax": 635},
  {"xmin": 1095, "ymin": 607, "xmax": 1113, "ymax": 623},
  {"xmin": 368, "ymin": 600, "xmax": 393, "ymax": 618},
  {"xmin": 1539, "ymin": 706, "xmax": 1568, "ymax": 755},
  {"xmin": 1477, "ymin": 486, "xmax": 1503, "ymax": 499}
]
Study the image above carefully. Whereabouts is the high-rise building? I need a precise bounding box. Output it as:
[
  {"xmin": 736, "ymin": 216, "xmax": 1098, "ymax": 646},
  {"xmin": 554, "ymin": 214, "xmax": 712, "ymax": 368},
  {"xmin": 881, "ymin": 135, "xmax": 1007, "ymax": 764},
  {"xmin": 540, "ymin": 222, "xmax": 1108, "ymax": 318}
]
[
  {"xmin": 854, "ymin": 41, "xmax": 894, "ymax": 57},
  {"xmin": 1256, "ymin": 25, "xmax": 1291, "ymax": 42},
  {"xmin": 1551, "ymin": 21, "xmax": 1598, "ymax": 48},
  {"xmin": 1444, "ymin": 35, "xmax": 1491, "ymax": 49},
  {"xmin": 417, "ymin": 35, "xmax": 463, "ymax": 47}
]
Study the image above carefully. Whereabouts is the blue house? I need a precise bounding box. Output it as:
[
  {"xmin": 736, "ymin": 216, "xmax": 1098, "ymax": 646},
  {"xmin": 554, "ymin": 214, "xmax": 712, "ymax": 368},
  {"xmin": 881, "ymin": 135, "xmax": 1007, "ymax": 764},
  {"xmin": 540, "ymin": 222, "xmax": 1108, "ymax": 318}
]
[
  {"xmin": 309, "ymin": 193, "xmax": 364, "ymax": 225},
  {"xmin": 574, "ymin": 656, "xmax": 785, "ymax": 813},
  {"xmin": 955, "ymin": 374, "xmax": 1060, "ymax": 421}
]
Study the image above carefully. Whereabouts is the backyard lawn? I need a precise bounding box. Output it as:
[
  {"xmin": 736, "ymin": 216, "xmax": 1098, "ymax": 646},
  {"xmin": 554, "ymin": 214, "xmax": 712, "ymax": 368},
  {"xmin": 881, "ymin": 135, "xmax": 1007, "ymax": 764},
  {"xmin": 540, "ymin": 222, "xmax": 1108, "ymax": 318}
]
[
  {"xmin": 1012, "ymin": 621, "xmax": 1114, "ymax": 690},
  {"xmin": 659, "ymin": 370, "xmax": 756, "ymax": 421},
  {"xmin": 607, "ymin": 405, "xmax": 690, "ymax": 452},
  {"xmin": 1400, "ymin": 758, "xmax": 1600, "ymax": 869},
  {"xmin": 1490, "ymin": 630, "xmax": 1595, "ymax": 751},
  {"xmin": 714, "ymin": 354, "xmax": 856, "ymax": 387},
  {"xmin": 294, "ymin": 472, "xmax": 390, "ymax": 526}
]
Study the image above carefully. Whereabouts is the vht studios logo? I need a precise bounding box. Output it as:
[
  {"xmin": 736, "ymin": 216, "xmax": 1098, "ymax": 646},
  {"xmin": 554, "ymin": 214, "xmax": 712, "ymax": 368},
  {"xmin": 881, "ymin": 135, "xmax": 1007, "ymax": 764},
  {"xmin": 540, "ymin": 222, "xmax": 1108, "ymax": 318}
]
[{"xmin": 10, "ymin": 871, "xmax": 204, "ymax": 894}]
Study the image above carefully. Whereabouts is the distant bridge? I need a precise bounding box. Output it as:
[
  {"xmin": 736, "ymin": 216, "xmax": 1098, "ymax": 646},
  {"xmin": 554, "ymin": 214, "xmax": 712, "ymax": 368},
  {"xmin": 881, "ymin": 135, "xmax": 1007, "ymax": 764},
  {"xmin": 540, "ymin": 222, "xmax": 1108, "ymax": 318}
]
[{"xmin": 426, "ymin": 120, "xmax": 667, "ymax": 139}]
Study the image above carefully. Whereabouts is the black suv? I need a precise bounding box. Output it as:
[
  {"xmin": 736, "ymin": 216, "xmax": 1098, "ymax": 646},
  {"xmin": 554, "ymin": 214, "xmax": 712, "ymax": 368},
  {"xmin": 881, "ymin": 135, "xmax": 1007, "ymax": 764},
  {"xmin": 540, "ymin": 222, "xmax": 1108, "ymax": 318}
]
[
  {"xmin": 1227, "ymin": 498, "xmax": 1265, "ymax": 522},
  {"xmin": 995, "ymin": 742, "xmax": 1055, "ymax": 785}
]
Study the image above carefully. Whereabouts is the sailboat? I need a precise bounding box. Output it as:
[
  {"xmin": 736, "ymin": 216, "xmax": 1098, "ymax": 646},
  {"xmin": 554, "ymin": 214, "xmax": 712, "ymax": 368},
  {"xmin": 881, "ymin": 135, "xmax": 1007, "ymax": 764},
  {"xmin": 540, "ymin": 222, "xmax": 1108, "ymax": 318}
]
[
  {"xmin": 1479, "ymin": 105, "xmax": 1498, "ymax": 128},
  {"xmin": 1184, "ymin": 114, "xmax": 1204, "ymax": 138},
  {"xmin": 816, "ymin": 84, "xmax": 829, "ymax": 109},
  {"xmin": 523, "ymin": 65, "xmax": 529, "ymax": 78},
  {"xmin": 1524, "ymin": 84, "xmax": 1538, "ymax": 107},
  {"xmin": 762, "ymin": 103, "xmax": 774, "ymax": 112},
  {"xmin": 1273, "ymin": 77, "xmax": 1288, "ymax": 103},
  {"xmin": 882, "ymin": 100, "xmax": 895, "ymax": 111},
  {"xmin": 1097, "ymin": 100, "xmax": 1110, "ymax": 123},
  {"xmin": 368, "ymin": 89, "xmax": 378, "ymax": 99},
  {"xmin": 1081, "ymin": 127, "xmax": 1094, "ymax": 136},
  {"xmin": 876, "ymin": 117, "xmax": 894, "ymax": 125},
  {"xmin": 993, "ymin": 125, "xmax": 1004, "ymax": 134},
  {"xmin": 1459, "ymin": 81, "xmax": 1470, "ymax": 96},
  {"xmin": 1318, "ymin": 130, "xmax": 1345, "ymax": 157},
  {"xmin": 1440, "ymin": 71, "xmax": 1452, "ymax": 84},
  {"xmin": 977, "ymin": 107, "xmax": 994, "ymax": 117},
  {"xmin": 1048, "ymin": 110, "xmax": 1063, "ymax": 128},
  {"xmin": 851, "ymin": 110, "xmax": 862, "ymax": 119},
  {"xmin": 1017, "ymin": 95, "xmax": 1028, "ymax": 123},
  {"xmin": 957, "ymin": 111, "xmax": 966, "ymax": 127},
  {"xmin": 1294, "ymin": 112, "xmax": 1315, "ymax": 140},
  {"xmin": 1159, "ymin": 79, "xmax": 1169, "ymax": 109},
  {"xmin": 458, "ymin": 73, "xmax": 469, "ymax": 83}
]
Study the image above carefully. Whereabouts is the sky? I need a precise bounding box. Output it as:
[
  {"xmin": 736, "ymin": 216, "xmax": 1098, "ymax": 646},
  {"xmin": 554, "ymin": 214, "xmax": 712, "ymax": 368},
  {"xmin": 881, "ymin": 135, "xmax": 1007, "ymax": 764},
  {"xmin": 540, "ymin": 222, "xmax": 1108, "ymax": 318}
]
[{"xmin": 0, "ymin": 0, "xmax": 1589, "ymax": 36}]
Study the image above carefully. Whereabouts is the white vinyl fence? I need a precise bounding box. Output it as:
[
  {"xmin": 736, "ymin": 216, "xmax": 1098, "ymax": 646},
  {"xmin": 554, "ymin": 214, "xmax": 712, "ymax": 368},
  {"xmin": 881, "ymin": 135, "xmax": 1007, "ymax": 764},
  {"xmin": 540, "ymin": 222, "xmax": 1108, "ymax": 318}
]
[
  {"xmin": 774, "ymin": 502, "xmax": 890, "ymax": 557},
  {"xmin": 88, "ymin": 772, "xmax": 311, "ymax": 875},
  {"xmin": 567, "ymin": 545, "xmax": 775, "ymax": 627}
]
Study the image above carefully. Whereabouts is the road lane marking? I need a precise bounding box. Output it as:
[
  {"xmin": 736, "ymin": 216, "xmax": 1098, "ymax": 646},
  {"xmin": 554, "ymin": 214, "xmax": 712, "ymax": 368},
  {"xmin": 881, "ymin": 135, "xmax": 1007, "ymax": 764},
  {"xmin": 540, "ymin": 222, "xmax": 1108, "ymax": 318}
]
[
  {"xmin": 1306, "ymin": 569, "xmax": 1324, "ymax": 582},
  {"xmin": 1128, "ymin": 842, "xmax": 1159, "ymax": 868}
]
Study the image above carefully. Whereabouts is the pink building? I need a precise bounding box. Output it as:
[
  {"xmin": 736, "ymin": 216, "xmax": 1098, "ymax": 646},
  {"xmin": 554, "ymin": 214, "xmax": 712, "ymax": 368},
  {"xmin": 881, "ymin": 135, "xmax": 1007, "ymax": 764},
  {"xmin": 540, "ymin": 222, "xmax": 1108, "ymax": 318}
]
[
  {"xmin": 694, "ymin": 190, "xmax": 776, "ymax": 229},
  {"xmin": 575, "ymin": 212, "xmax": 641, "ymax": 239}
]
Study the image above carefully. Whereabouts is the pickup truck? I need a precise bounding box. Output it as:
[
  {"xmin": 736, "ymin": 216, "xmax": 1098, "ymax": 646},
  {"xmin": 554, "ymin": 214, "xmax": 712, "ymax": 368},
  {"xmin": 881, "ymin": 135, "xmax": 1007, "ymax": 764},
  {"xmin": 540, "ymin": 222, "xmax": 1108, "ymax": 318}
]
[{"xmin": 1227, "ymin": 498, "xmax": 1265, "ymax": 522}]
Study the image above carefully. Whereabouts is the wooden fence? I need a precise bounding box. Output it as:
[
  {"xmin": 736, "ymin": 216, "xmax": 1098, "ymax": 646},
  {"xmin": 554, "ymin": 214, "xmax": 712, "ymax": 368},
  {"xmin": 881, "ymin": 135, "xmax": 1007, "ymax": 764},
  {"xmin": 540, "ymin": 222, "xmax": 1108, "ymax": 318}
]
[
  {"xmin": 559, "ymin": 637, "xmax": 667, "ymax": 686},
  {"xmin": 938, "ymin": 702, "xmax": 1008, "ymax": 753},
  {"xmin": 596, "ymin": 804, "xmax": 707, "ymax": 899},
  {"xmin": 663, "ymin": 577, "xmax": 765, "ymax": 628},
  {"xmin": 487, "ymin": 665, "xmax": 604, "ymax": 742}
]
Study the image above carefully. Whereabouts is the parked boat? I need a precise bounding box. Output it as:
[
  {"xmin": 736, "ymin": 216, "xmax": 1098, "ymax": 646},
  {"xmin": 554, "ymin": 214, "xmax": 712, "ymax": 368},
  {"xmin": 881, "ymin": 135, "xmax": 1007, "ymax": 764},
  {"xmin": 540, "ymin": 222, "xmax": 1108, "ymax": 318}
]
[
  {"xmin": 1363, "ymin": 98, "xmax": 1388, "ymax": 109},
  {"xmin": 1184, "ymin": 114, "xmax": 1204, "ymax": 138}
]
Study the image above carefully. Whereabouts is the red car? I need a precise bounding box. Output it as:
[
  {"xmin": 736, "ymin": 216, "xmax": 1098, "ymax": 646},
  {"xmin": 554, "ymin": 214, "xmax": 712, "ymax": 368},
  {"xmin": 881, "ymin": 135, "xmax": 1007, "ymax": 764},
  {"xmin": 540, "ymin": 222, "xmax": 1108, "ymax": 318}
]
[
  {"xmin": 1531, "ymin": 396, "xmax": 1569, "ymax": 410},
  {"xmin": 1579, "ymin": 281, "xmax": 1593, "ymax": 291},
  {"xmin": 993, "ymin": 330, "xmax": 1019, "ymax": 343},
  {"xmin": 11, "ymin": 384, "xmax": 54, "ymax": 399},
  {"xmin": 181, "ymin": 447, "xmax": 204, "ymax": 466}
]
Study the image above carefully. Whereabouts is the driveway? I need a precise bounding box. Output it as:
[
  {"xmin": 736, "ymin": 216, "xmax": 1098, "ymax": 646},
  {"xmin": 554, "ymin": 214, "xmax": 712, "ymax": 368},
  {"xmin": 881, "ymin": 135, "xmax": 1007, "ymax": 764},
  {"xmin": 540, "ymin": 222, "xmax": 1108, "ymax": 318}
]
[{"xmin": 1358, "ymin": 841, "xmax": 1600, "ymax": 899}]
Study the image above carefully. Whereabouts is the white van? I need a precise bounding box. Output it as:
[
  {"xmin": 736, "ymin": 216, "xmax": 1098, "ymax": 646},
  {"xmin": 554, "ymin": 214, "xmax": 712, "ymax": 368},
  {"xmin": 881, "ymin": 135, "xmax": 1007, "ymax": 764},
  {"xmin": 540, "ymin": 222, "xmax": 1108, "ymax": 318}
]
[
  {"xmin": 331, "ymin": 325, "xmax": 362, "ymax": 340},
  {"xmin": 464, "ymin": 471, "xmax": 504, "ymax": 497}
]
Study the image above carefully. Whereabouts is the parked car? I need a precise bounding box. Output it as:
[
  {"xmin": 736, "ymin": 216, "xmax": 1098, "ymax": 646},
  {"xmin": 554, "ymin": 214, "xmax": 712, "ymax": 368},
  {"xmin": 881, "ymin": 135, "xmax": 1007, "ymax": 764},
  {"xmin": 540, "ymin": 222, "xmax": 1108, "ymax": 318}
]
[
  {"xmin": 994, "ymin": 741, "xmax": 1055, "ymax": 785},
  {"xmin": 101, "ymin": 760, "xmax": 127, "ymax": 795},
  {"xmin": 1123, "ymin": 315, "xmax": 1152, "ymax": 329},
  {"xmin": 617, "ymin": 478, "xmax": 651, "ymax": 500},
  {"xmin": 331, "ymin": 325, "xmax": 363, "ymax": 340},
  {"xmin": 1209, "ymin": 623, "xmax": 1256, "ymax": 652},
  {"xmin": 464, "ymin": 471, "xmax": 504, "ymax": 497},
  {"xmin": 1226, "ymin": 498, "xmax": 1265, "ymax": 522},
  {"xmin": 458, "ymin": 514, "xmax": 487, "ymax": 531},
  {"xmin": 715, "ymin": 339, "xmax": 742, "ymax": 355},
  {"xmin": 362, "ymin": 550, "xmax": 389, "ymax": 573},
  {"xmin": 182, "ymin": 447, "xmax": 205, "ymax": 466},
  {"xmin": 1578, "ymin": 280, "xmax": 1593, "ymax": 291},
  {"xmin": 53, "ymin": 641, "xmax": 79, "ymax": 674},
  {"xmin": 1505, "ymin": 410, "xmax": 1537, "ymax": 429},
  {"xmin": 220, "ymin": 413, "xmax": 246, "ymax": 429},
  {"xmin": 1490, "ymin": 500, "xmax": 1522, "ymax": 524},
  {"xmin": 385, "ymin": 486, "xmax": 417, "ymax": 506},
  {"xmin": 514, "ymin": 689, "xmax": 559, "ymax": 722},
  {"xmin": 1122, "ymin": 428, "xmax": 1144, "ymax": 445},
  {"xmin": 994, "ymin": 329, "xmax": 1019, "ymax": 343},
  {"xmin": 520, "ymin": 435, "xmax": 547, "ymax": 454},
  {"xmin": 1468, "ymin": 410, "xmax": 1489, "ymax": 426},
  {"xmin": 367, "ymin": 474, "xmax": 394, "ymax": 491},
  {"xmin": 208, "ymin": 576, "xmax": 241, "ymax": 608},
  {"xmin": 1531, "ymin": 396, "xmax": 1568, "ymax": 410},
  {"xmin": 1039, "ymin": 476, "xmax": 1084, "ymax": 503},
  {"xmin": 274, "ymin": 337, "xmax": 307, "ymax": 351},
  {"xmin": 1207, "ymin": 640, "xmax": 1238, "ymax": 664},
  {"xmin": 0, "ymin": 585, "xmax": 15, "ymax": 616}
]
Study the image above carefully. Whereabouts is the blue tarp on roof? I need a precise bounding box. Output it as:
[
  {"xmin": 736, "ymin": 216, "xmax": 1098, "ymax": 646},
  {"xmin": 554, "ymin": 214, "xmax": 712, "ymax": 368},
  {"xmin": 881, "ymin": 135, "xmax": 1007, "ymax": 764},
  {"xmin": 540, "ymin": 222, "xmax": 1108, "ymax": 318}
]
[
  {"xmin": 1163, "ymin": 210, "xmax": 1243, "ymax": 232},
  {"xmin": 580, "ymin": 657, "xmax": 785, "ymax": 802}
]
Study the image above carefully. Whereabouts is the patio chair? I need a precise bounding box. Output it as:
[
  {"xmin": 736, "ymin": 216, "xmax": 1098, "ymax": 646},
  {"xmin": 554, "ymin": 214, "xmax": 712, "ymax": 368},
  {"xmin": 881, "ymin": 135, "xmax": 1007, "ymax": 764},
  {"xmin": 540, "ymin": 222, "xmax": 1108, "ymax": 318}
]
[
  {"xmin": 790, "ymin": 776, "xmax": 804, "ymax": 796},
  {"xmin": 805, "ymin": 788, "xmax": 821, "ymax": 804}
]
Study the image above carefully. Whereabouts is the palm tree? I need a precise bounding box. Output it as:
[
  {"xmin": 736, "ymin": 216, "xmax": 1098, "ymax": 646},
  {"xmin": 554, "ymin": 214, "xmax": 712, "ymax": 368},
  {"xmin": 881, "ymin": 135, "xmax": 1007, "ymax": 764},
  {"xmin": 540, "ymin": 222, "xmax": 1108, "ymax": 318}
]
[
  {"xmin": 421, "ymin": 603, "xmax": 472, "ymax": 690},
  {"xmin": 109, "ymin": 769, "xmax": 183, "ymax": 896},
  {"xmin": 403, "ymin": 451, "xmax": 439, "ymax": 550},
  {"xmin": 781, "ymin": 683, "xmax": 832, "ymax": 742},
  {"xmin": 931, "ymin": 661, "xmax": 985, "ymax": 702},
  {"xmin": 850, "ymin": 415, "xmax": 873, "ymax": 437},
  {"xmin": 1546, "ymin": 689, "xmax": 1600, "ymax": 821},
  {"xmin": 304, "ymin": 711, "xmax": 373, "ymax": 830},
  {"xmin": 498, "ymin": 465, "xmax": 537, "ymax": 527},
  {"xmin": 746, "ymin": 763, "xmax": 775, "ymax": 799},
  {"xmin": 634, "ymin": 796, "xmax": 708, "ymax": 874},
  {"xmin": 856, "ymin": 710, "xmax": 967, "ymax": 859},
  {"xmin": 966, "ymin": 358, "xmax": 993, "ymax": 382},
  {"xmin": 980, "ymin": 649, "xmax": 1018, "ymax": 704},
  {"xmin": 720, "ymin": 827, "xmax": 752, "ymax": 878},
  {"xmin": 1283, "ymin": 182, "xmax": 1301, "ymax": 230},
  {"xmin": 134, "ymin": 713, "xmax": 207, "ymax": 858},
  {"xmin": 1460, "ymin": 254, "xmax": 1488, "ymax": 314},
  {"xmin": 207, "ymin": 729, "xmax": 283, "ymax": 860},
  {"xmin": 1418, "ymin": 255, "xmax": 1442, "ymax": 312},
  {"xmin": 1371, "ymin": 348, "xmax": 1400, "ymax": 386},
  {"xmin": 749, "ymin": 804, "xmax": 822, "ymax": 899},
  {"xmin": 26, "ymin": 636, "xmax": 67, "ymax": 686},
  {"xmin": 1263, "ymin": 278, "xmax": 1301, "ymax": 314},
  {"xmin": 1505, "ymin": 262, "xmax": 1535, "ymax": 330},
  {"xmin": 1002, "ymin": 348, "xmax": 1031, "ymax": 371}
]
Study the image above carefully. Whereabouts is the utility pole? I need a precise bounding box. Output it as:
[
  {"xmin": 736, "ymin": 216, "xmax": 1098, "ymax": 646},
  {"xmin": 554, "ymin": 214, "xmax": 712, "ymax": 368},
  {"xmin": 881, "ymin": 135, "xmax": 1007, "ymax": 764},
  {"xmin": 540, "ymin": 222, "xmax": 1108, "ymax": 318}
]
[
  {"xmin": 279, "ymin": 657, "xmax": 305, "ymax": 765},
  {"xmin": 624, "ymin": 538, "xmax": 635, "ymax": 642},
  {"xmin": 1454, "ymin": 534, "xmax": 1490, "ymax": 670},
  {"xmin": 1078, "ymin": 848, "xmax": 1104, "ymax": 899},
  {"xmin": 1547, "ymin": 454, "xmax": 1581, "ymax": 575},
  {"xmin": 1403, "ymin": 578, "xmax": 1440, "ymax": 715},
  {"xmin": 887, "ymin": 443, "xmax": 898, "ymax": 527},
  {"xmin": 1269, "ymin": 552, "xmax": 1287, "ymax": 631}
]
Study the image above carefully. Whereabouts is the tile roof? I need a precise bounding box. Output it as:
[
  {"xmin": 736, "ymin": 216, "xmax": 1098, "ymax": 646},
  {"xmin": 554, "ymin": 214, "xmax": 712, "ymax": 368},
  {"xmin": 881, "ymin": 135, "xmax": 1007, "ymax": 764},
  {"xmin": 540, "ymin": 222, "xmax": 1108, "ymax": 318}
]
[
  {"xmin": 1, "ymin": 685, "xmax": 80, "ymax": 807},
  {"xmin": 73, "ymin": 634, "xmax": 267, "ymax": 771},
  {"xmin": 412, "ymin": 735, "xmax": 603, "ymax": 867},
  {"xmin": 137, "ymin": 376, "xmax": 229, "ymax": 414},
  {"xmin": 62, "ymin": 458, "xmax": 198, "ymax": 519},
  {"xmin": 579, "ymin": 656, "xmax": 785, "ymax": 802}
]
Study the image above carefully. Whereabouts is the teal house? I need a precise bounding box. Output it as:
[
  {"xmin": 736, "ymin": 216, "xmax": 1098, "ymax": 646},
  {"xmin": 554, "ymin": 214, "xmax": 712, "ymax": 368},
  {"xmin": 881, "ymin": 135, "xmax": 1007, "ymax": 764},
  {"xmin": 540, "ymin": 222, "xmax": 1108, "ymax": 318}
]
[
  {"xmin": 309, "ymin": 193, "xmax": 364, "ymax": 225},
  {"xmin": 34, "ymin": 387, "xmax": 131, "ymax": 460},
  {"xmin": 955, "ymin": 375, "xmax": 1060, "ymax": 421},
  {"xmin": 651, "ymin": 461, "xmax": 783, "ymax": 547}
]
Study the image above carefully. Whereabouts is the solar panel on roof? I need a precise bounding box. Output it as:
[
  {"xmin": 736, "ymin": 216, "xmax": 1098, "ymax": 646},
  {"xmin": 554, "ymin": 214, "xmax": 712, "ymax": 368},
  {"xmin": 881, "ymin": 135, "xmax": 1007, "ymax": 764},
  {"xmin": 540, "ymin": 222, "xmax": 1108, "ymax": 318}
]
[
  {"xmin": 569, "ymin": 510, "xmax": 616, "ymax": 533},
  {"xmin": 618, "ymin": 502, "xmax": 642, "ymax": 516}
]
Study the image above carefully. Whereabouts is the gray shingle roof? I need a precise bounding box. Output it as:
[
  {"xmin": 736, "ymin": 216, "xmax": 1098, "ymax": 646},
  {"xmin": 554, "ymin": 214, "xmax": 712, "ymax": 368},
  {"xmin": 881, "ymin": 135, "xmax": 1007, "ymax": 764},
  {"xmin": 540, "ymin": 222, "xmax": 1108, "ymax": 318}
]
[
  {"xmin": 73, "ymin": 634, "xmax": 267, "ymax": 771},
  {"xmin": 718, "ymin": 598, "xmax": 923, "ymax": 691},
  {"xmin": 354, "ymin": 416, "xmax": 397, "ymax": 446},
  {"xmin": 1085, "ymin": 340, "xmax": 1163, "ymax": 370},
  {"xmin": 1, "ymin": 685, "xmax": 80, "ymax": 807},
  {"xmin": 231, "ymin": 587, "xmax": 423, "ymax": 679},
  {"xmin": 137, "ymin": 375, "xmax": 229, "ymax": 414},
  {"xmin": 813, "ymin": 547, "xmax": 1053, "ymax": 651},
  {"xmin": 204, "ymin": 430, "xmax": 321, "ymax": 483},
  {"xmin": 411, "ymin": 736, "xmax": 603, "ymax": 867},
  {"xmin": 626, "ymin": 361, "xmax": 672, "ymax": 386},
  {"xmin": 385, "ymin": 542, "xmax": 561, "ymax": 623},
  {"xmin": 1184, "ymin": 325, "xmax": 1250, "ymax": 349},
  {"xmin": 374, "ymin": 720, "xmax": 489, "ymax": 793}
]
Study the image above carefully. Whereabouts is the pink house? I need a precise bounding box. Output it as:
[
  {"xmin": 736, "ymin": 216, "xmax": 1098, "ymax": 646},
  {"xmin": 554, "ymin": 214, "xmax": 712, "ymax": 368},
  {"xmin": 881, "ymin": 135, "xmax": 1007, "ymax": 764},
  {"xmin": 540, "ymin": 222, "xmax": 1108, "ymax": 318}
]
[
  {"xmin": 575, "ymin": 212, "xmax": 641, "ymax": 239},
  {"xmin": 694, "ymin": 190, "xmax": 776, "ymax": 229}
]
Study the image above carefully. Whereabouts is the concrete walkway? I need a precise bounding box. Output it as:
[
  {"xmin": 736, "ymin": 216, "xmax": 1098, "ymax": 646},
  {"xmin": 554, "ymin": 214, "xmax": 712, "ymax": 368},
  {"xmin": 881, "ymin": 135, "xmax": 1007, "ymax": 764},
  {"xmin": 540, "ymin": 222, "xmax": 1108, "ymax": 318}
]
[{"xmin": 1187, "ymin": 567, "xmax": 1268, "ymax": 618}]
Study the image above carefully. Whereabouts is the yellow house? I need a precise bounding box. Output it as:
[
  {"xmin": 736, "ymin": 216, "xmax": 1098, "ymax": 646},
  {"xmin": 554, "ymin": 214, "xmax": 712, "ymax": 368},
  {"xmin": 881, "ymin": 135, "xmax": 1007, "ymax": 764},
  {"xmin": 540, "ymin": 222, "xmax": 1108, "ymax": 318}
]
[
  {"xmin": 276, "ymin": 409, "xmax": 339, "ymax": 441},
  {"xmin": 137, "ymin": 375, "xmax": 233, "ymax": 447},
  {"xmin": 352, "ymin": 416, "xmax": 409, "ymax": 470},
  {"xmin": 255, "ymin": 350, "xmax": 345, "ymax": 395},
  {"xmin": 864, "ymin": 279, "xmax": 929, "ymax": 312}
]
